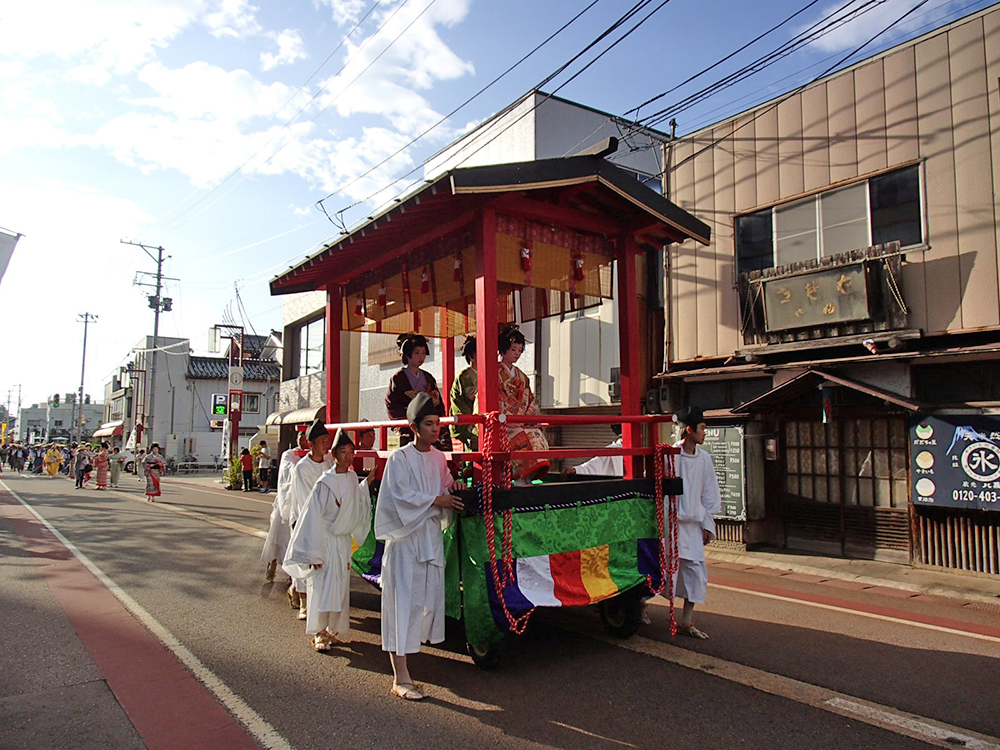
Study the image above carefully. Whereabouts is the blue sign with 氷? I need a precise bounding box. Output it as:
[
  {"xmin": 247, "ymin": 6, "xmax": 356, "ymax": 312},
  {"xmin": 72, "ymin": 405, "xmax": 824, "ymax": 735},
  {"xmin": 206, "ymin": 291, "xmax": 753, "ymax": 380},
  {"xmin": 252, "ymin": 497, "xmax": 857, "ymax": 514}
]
[{"xmin": 910, "ymin": 415, "xmax": 1000, "ymax": 512}]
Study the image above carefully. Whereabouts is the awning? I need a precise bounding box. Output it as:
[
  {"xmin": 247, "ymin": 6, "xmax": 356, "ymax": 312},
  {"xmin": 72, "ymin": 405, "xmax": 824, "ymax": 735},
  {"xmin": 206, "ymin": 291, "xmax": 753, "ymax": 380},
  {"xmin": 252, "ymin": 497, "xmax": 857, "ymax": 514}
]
[
  {"xmin": 92, "ymin": 420, "xmax": 125, "ymax": 438},
  {"xmin": 265, "ymin": 405, "xmax": 325, "ymax": 426},
  {"xmin": 732, "ymin": 370, "xmax": 927, "ymax": 414}
]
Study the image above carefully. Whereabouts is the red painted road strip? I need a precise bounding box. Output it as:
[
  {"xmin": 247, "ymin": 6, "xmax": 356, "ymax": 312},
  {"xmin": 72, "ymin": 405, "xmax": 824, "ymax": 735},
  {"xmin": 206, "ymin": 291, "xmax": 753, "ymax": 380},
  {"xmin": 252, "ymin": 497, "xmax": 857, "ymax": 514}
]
[
  {"xmin": 711, "ymin": 573, "xmax": 1000, "ymax": 640},
  {"xmin": 0, "ymin": 488, "xmax": 262, "ymax": 750}
]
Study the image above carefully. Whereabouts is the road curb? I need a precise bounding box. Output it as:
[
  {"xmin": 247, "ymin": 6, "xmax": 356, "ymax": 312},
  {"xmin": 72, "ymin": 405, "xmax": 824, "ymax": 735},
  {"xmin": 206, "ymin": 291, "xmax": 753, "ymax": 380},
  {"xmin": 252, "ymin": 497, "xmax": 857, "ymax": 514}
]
[{"xmin": 706, "ymin": 548, "xmax": 1000, "ymax": 606}]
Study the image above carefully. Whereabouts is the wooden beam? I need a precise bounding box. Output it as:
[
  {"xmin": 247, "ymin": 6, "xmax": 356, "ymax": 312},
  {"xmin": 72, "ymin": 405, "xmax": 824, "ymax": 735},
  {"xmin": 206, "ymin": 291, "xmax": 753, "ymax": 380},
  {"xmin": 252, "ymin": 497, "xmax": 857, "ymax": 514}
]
[
  {"xmin": 486, "ymin": 194, "xmax": 621, "ymax": 237},
  {"xmin": 475, "ymin": 208, "xmax": 499, "ymax": 414},
  {"xmin": 618, "ymin": 235, "xmax": 642, "ymax": 479},
  {"xmin": 325, "ymin": 285, "xmax": 343, "ymax": 424}
]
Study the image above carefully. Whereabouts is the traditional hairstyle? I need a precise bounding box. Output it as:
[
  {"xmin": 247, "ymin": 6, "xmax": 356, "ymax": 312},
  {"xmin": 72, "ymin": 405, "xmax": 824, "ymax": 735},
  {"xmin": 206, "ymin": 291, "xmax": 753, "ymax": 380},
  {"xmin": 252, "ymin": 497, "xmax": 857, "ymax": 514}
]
[
  {"xmin": 397, "ymin": 332, "xmax": 430, "ymax": 365},
  {"xmin": 460, "ymin": 335, "xmax": 477, "ymax": 365},
  {"xmin": 498, "ymin": 323, "xmax": 527, "ymax": 354}
]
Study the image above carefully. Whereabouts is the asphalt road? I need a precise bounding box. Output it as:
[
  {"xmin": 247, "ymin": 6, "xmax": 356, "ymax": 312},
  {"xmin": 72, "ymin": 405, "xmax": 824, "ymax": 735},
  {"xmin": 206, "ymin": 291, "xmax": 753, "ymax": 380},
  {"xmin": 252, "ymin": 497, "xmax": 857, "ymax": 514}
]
[{"xmin": 3, "ymin": 472, "xmax": 998, "ymax": 750}]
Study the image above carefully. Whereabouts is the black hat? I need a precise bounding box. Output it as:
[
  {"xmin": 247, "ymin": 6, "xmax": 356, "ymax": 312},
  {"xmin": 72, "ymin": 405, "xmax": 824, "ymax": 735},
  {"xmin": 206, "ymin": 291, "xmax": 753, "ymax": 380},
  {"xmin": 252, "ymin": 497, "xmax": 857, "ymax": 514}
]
[
  {"xmin": 678, "ymin": 406, "xmax": 705, "ymax": 429},
  {"xmin": 406, "ymin": 391, "xmax": 437, "ymax": 425},
  {"xmin": 307, "ymin": 418, "xmax": 329, "ymax": 443},
  {"xmin": 332, "ymin": 428, "xmax": 354, "ymax": 450}
]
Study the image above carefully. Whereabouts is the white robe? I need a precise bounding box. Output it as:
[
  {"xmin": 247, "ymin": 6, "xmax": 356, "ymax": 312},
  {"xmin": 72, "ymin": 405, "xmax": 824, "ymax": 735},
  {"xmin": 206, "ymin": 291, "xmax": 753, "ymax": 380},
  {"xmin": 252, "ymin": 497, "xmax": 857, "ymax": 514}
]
[
  {"xmin": 670, "ymin": 444, "xmax": 722, "ymax": 562},
  {"xmin": 259, "ymin": 448, "xmax": 306, "ymax": 563},
  {"xmin": 282, "ymin": 468, "xmax": 371, "ymax": 635},
  {"xmin": 283, "ymin": 452, "xmax": 334, "ymax": 592},
  {"xmin": 375, "ymin": 443, "xmax": 453, "ymax": 655},
  {"xmin": 573, "ymin": 438, "xmax": 623, "ymax": 477}
]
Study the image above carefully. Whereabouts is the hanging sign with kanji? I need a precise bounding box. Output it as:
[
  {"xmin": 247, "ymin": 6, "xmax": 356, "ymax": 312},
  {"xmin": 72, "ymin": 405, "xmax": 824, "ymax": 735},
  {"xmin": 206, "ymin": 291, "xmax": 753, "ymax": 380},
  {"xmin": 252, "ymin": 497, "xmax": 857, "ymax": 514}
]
[{"xmin": 762, "ymin": 263, "xmax": 870, "ymax": 331}]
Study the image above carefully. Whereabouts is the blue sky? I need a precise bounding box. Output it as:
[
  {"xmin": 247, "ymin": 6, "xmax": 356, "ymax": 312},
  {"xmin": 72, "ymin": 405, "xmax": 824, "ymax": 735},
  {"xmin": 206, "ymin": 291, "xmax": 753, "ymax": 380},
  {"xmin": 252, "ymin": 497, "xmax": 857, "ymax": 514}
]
[{"xmin": 0, "ymin": 0, "xmax": 991, "ymax": 412}]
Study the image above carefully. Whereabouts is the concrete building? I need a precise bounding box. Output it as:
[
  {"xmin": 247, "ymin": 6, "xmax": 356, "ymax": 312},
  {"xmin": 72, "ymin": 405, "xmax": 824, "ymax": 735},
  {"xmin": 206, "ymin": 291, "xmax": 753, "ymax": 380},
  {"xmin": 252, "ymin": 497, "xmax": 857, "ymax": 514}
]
[
  {"xmin": 662, "ymin": 5, "xmax": 1000, "ymax": 574},
  {"xmin": 18, "ymin": 397, "xmax": 104, "ymax": 443},
  {"xmin": 101, "ymin": 333, "xmax": 281, "ymax": 459}
]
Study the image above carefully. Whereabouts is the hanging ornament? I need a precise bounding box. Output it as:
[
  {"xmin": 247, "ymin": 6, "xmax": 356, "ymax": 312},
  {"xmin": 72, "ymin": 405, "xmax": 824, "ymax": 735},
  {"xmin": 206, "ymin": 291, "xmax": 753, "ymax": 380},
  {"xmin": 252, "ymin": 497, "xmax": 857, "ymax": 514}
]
[
  {"xmin": 354, "ymin": 295, "xmax": 363, "ymax": 317},
  {"xmin": 453, "ymin": 254, "xmax": 462, "ymax": 282},
  {"xmin": 420, "ymin": 266, "xmax": 430, "ymax": 294},
  {"xmin": 572, "ymin": 253, "xmax": 585, "ymax": 281},
  {"xmin": 378, "ymin": 283, "xmax": 387, "ymax": 309},
  {"xmin": 520, "ymin": 245, "xmax": 533, "ymax": 287}
]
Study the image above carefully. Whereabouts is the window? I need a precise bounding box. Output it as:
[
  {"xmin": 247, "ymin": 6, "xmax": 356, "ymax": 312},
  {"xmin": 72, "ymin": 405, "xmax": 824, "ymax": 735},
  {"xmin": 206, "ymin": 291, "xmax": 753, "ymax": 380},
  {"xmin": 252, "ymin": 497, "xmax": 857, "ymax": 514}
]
[
  {"xmin": 242, "ymin": 393, "xmax": 260, "ymax": 414},
  {"xmin": 54, "ymin": 420, "xmax": 63, "ymax": 427},
  {"xmin": 736, "ymin": 165, "xmax": 923, "ymax": 275},
  {"xmin": 295, "ymin": 317, "xmax": 325, "ymax": 377}
]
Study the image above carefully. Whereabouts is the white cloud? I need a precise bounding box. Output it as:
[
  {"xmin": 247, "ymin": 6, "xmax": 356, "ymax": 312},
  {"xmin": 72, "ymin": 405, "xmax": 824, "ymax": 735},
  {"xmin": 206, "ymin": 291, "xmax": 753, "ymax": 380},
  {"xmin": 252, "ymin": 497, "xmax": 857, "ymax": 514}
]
[
  {"xmin": 804, "ymin": 0, "xmax": 966, "ymax": 53},
  {"xmin": 314, "ymin": 0, "xmax": 368, "ymax": 26},
  {"xmin": 204, "ymin": 0, "xmax": 262, "ymax": 38},
  {"xmin": 261, "ymin": 29, "xmax": 308, "ymax": 71},
  {"xmin": 1, "ymin": 0, "xmax": 200, "ymax": 77}
]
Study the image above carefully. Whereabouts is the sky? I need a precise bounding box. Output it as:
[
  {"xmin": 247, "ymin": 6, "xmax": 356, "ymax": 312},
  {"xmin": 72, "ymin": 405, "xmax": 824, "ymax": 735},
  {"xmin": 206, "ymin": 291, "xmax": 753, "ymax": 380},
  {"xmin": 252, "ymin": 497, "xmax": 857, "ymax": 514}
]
[{"xmin": 0, "ymin": 0, "xmax": 992, "ymax": 414}]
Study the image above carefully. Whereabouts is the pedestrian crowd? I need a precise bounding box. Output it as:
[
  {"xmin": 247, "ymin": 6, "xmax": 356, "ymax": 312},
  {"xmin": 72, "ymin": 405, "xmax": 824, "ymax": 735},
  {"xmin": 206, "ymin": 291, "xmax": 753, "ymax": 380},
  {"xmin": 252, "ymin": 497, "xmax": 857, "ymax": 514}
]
[{"xmin": 1, "ymin": 441, "xmax": 134, "ymax": 490}]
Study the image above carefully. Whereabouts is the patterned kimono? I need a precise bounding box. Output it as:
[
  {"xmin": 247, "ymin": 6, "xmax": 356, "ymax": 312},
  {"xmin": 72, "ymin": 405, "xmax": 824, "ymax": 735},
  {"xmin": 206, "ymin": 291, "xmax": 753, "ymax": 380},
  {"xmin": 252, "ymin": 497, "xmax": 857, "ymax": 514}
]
[
  {"xmin": 449, "ymin": 366, "xmax": 478, "ymax": 451},
  {"xmin": 498, "ymin": 362, "xmax": 550, "ymax": 481},
  {"xmin": 143, "ymin": 452, "xmax": 166, "ymax": 498},
  {"xmin": 385, "ymin": 367, "xmax": 450, "ymax": 450},
  {"xmin": 94, "ymin": 449, "xmax": 110, "ymax": 488}
]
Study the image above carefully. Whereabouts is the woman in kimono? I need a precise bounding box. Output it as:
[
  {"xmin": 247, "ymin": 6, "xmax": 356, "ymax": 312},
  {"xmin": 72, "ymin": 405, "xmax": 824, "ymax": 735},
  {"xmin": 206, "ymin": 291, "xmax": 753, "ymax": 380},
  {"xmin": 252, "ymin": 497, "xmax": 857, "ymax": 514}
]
[
  {"xmin": 449, "ymin": 336, "xmax": 478, "ymax": 451},
  {"xmin": 376, "ymin": 392, "xmax": 464, "ymax": 700},
  {"xmin": 143, "ymin": 443, "xmax": 166, "ymax": 501},
  {"xmin": 109, "ymin": 447, "xmax": 123, "ymax": 488},
  {"xmin": 498, "ymin": 324, "xmax": 550, "ymax": 483},
  {"xmin": 43, "ymin": 445, "xmax": 62, "ymax": 477},
  {"xmin": 283, "ymin": 429, "xmax": 371, "ymax": 652},
  {"xmin": 385, "ymin": 333, "xmax": 449, "ymax": 450},
  {"xmin": 93, "ymin": 442, "xmax": 110, "ymax": 489}
]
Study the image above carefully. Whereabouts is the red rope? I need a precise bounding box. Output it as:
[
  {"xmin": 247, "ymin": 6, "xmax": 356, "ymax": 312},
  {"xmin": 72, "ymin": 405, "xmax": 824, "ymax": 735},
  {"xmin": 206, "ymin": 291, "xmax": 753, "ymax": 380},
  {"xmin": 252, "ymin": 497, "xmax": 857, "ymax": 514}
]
[
  {"xmin": 482, "ymin": 412, "xmax": 535, "ymax": 634},
  {"xmin": 648, "ymin": 444, "xmax": 680, "ymax": 637}
]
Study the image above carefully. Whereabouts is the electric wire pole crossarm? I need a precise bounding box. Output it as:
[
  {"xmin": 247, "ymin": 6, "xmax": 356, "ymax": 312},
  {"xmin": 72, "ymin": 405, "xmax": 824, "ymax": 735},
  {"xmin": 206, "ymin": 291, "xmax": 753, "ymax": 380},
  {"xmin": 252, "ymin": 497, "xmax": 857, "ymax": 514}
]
[{"xmin": 121, "ymin": 239, "xmax": 177, "ymax": 450}]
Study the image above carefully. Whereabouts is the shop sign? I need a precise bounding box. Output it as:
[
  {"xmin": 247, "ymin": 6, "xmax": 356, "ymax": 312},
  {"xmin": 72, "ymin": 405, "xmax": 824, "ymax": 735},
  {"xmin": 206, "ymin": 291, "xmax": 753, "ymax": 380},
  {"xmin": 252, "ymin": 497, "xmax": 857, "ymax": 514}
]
[
  {"xmin": 763, "ymin": 263, "xmax": 870, "ymax": 331},
  {"xmin": 910, "ymin": 415, "xmax": 1000, "ymax": 512},
  {"xmin": 704, "ymin": 426, "xmax": 746, "ymax": 520}
]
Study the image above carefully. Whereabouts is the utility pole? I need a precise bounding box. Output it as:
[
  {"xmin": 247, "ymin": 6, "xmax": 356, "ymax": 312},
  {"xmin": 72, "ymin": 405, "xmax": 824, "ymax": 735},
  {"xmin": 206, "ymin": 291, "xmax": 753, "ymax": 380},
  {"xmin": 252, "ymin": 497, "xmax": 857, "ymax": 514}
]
[
  {"xmin": 76, "ymin": 313, "xmax": 98, "ymax": 443},
  {"xmin": 122, "ymin": 240, "xmax": 176, "ymax": 450}
]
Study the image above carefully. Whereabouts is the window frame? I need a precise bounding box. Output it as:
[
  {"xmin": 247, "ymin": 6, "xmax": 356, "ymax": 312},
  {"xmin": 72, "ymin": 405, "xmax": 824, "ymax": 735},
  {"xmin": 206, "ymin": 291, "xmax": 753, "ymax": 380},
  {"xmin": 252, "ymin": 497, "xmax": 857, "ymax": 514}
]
[
  {"xmin": 242, "ymin": 393, "xmax": 261, "ymax": 414},
  {"xmin": 734, "ymin": 161, "xmax": 926, "ymax": 281},
  {"xmin": 293, "ymin": 315, "xmax": 326, "ymax": 379}
]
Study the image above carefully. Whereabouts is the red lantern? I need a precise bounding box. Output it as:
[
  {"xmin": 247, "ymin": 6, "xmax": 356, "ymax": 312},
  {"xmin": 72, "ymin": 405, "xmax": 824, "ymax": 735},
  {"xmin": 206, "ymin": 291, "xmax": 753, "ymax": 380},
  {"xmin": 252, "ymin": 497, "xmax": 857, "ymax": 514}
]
[{"xmin": 420, "ymin": 266, "xmax": 430, "ymax": 294}]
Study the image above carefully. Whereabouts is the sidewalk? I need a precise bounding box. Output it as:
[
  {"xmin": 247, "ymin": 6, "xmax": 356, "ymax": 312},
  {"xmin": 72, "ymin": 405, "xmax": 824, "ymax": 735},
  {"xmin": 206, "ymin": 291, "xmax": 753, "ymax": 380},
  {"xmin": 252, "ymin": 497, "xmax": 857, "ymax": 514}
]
[{"xmin": 707, "ymin": 545, "xmax": 1000, "ymax": 606}]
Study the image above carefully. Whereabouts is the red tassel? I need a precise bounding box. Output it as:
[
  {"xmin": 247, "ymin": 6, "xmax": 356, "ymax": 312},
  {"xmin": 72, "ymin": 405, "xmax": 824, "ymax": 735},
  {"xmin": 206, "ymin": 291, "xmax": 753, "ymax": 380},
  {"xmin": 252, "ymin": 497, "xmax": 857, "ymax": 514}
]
[
  {"xmin": 521, "ymin": 245, "xmax": 532, "ymax": 286},
  {"xmin": 453, "ymin": 255, "xmax": 462, "ymax": 282},
  {"xmin": 420, "ymin": 266, "xmax": 430, "ymax": 294},
  {"xmin": 378, "ymin": 283, "xmax": 386, "ymax": 309},
  {"xmin": 572, "ymin": 254, "xmax": 585, "ymax": 281},
  {"xmin": 354, "ymin": 295, "xmax": 362, "ymax": 317}
]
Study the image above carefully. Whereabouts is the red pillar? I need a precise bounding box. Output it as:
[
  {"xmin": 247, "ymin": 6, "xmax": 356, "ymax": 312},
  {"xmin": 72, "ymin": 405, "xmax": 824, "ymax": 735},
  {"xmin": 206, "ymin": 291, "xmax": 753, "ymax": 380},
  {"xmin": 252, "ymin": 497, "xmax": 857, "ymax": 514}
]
[
  {"xmin": 617, "ymin": 236, "xmax": 642, "ymax": 479},
  {"xmin": 475, "ymin": 209, "xmax": 499, "ymax": 414},
  {"xmin": 441, "ymin": 335, "xmax": 455, "ymax": 414},
  {"xmin": 326, "ymin": 285, "xmax": 342, "ymax": 425}
]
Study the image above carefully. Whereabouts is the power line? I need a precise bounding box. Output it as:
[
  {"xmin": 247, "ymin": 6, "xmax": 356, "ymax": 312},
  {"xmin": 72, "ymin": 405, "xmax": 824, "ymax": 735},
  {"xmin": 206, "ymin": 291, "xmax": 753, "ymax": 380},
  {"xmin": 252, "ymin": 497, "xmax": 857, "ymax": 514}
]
[{"xmin": 662, "ymin": 0, "xmax": 934, "ymax": 179}]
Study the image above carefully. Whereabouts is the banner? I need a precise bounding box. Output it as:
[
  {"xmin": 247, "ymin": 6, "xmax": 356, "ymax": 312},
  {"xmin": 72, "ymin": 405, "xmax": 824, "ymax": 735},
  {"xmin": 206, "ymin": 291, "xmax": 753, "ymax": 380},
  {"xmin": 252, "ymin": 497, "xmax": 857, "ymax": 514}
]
[
  {"xmin": 911, "ymin": 415, "xmax": 1000, "ymax": 512},
  {"xmin": 0, "ymin": 230, "xmax": 21, "ymax": 287}
]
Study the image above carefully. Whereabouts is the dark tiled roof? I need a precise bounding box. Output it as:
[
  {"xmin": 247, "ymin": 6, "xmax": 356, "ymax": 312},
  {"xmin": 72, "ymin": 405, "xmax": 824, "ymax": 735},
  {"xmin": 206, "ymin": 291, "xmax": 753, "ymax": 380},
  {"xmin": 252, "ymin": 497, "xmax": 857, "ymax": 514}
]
[{"xmin": 188, "ymin": 356, "xmax": 280, "ymax": 381}]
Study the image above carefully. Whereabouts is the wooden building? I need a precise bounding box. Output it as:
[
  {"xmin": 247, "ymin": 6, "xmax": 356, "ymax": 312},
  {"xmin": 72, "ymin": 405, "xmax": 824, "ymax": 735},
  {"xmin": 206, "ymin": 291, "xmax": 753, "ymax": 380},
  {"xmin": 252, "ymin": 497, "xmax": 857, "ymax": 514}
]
[{"xmin": 662, "ymin": 5, "xmax": 1000, "ymax": 574}]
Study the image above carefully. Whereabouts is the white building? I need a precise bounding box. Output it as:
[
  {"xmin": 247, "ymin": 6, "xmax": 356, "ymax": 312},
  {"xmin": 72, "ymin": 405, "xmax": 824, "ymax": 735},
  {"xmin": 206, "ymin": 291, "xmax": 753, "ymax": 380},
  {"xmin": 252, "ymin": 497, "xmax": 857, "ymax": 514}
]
[{"xmin": 18, "ymin": 397, "xmax": 104, "ymax": 443}]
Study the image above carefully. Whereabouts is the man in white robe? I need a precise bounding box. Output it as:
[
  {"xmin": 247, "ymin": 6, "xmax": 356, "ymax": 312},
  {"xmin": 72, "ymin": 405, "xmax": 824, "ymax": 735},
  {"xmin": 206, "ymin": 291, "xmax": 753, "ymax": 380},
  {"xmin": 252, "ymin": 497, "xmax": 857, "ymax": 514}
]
[
  {"xmin": 282, "ymin": 419, "xmax": 334, "ymax": 620},
  {"xmin": 375, "ymin": 392, "xmax": 464, "ymax": 700},
  {"xmin": 666, "ymin": 406, "xmax": 721, "ymax": 639},
  {"xmin": 284, "ymin": 429, "xmax": 371, "ymax": 651},
  {"xmin": 563, "ymin": 424, "xmax": 624, "ymax": 477},
  {"xmin": 261, "ymin": 429, "xmax": 309, "ymax": 584}
]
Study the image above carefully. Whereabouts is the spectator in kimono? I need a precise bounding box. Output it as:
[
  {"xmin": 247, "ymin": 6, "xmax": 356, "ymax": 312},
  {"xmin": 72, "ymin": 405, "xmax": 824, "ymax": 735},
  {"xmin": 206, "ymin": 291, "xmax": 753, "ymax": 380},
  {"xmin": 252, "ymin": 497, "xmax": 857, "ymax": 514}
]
[
  {"xmin": 109, "ymin": 447, "xmax": 124, "ymax": 488},
  {"xmin": 93, "ymin": 442, "xmax": 110, "ymax": 489},
  {"xmin": 450, "ymin": 335, "xmax": 478, "ymax": 451},
  {"xmin": 385, "ymin": 333, "xmax": 449, "ymax": 450},
  {"xmin": 498, "ymin": 323, "xmax": 549, "ymax": 483},
  {"xmin": 143, "ymin": 443, "xmax": 166, "ymax": 501}
]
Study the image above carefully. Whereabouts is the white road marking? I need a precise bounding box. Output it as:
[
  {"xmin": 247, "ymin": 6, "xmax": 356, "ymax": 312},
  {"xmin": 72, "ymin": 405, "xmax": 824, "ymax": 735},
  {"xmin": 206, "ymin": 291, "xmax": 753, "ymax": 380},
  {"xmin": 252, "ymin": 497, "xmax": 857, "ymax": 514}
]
[
  {"xmin": 707, "ymin": 581, "xmax": 1000, "ymax": 644},
  {"xmin": 549, "ymin": 721, "xmax": 639, "ymax": 747},
  {"xmin": 557, "ymin": 616, "xmax": 1000, "ymax": 750},
  {"xmin": 2, "ymin": 479, "xmax": 294, "ymax": 750}
]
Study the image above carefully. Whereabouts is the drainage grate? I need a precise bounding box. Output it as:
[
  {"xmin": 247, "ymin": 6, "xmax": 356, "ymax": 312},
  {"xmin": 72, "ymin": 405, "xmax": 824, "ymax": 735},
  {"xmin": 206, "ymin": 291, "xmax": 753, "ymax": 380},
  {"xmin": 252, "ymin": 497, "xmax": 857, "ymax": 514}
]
[{"xmin": 963, "ymin": 600, "xmax": 1000, "ymax": 614}]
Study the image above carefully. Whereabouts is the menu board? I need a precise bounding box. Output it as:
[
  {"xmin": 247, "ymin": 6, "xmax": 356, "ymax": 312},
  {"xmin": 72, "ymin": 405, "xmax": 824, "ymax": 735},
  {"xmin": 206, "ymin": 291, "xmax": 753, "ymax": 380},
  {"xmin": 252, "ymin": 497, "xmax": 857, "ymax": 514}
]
[
  {"xmin": 910, "ymin": 415, "xmax": 1000, "ymax": 513},
  {"xmin": 703, "ymin": 426, "xmax": 746, "ymax": 519}
]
